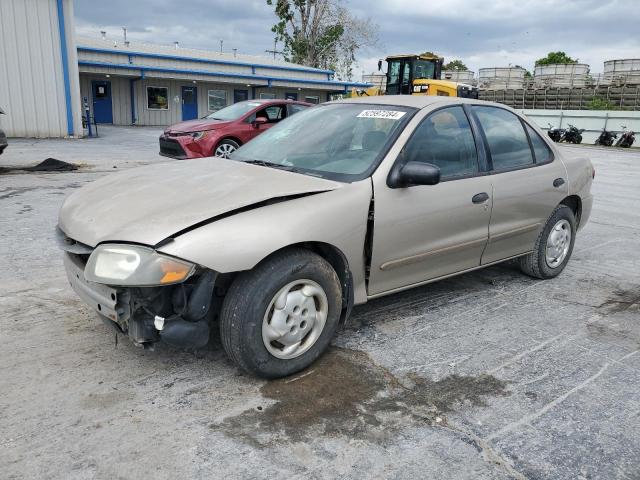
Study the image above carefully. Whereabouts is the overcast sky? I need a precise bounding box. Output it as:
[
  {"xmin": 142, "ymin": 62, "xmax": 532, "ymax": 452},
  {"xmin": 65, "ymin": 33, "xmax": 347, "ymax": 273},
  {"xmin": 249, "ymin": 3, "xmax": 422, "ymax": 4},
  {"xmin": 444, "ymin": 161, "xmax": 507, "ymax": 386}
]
[{"xmin": 73, "ymin": 0, "xmax": 640, "ymax": 78}]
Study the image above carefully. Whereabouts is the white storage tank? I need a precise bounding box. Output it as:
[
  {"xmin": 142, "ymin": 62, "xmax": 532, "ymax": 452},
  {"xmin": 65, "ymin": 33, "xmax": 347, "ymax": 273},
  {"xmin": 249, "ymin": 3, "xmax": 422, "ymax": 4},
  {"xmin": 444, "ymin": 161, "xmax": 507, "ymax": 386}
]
[
  {"xmin": 534, "ymin": 63, "xmax": 590, "ymax": 87},
  {"xmin": 478, "ymin": 67, "xmax": 526, "ymax": 89},
  {"xmin": 441, "ymin": 70, "xmax": 475, "ymax": 83},
  {"xmin": 603, "ymin": 59, "xmax": 640, "ymax": 85}
]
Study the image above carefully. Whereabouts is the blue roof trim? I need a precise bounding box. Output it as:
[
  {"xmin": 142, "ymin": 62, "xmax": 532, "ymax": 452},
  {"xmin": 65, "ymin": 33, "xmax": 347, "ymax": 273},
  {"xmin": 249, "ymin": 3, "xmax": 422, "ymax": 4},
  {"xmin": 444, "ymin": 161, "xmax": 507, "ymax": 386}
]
[
  {"xmin": 56, "ymin": 0, "xmax": 74, "ymax": 136},
  {"xmin": 77, "ymin": 46, "xmax": 335, "ymax": 76},
  {"xmin": 77, "ymin": 60, "xmax": 372, "ymax": 89}
]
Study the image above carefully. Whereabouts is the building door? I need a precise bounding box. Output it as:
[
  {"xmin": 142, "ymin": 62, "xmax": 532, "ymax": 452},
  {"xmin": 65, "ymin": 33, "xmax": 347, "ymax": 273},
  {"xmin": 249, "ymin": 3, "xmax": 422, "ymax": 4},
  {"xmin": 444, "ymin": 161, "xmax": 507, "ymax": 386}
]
[
  {"xmin": 92, "ymin": 80, "xmax": 113, "ymax": 124},
  {"xmin": 285, "ymin": 92, "xmax": 298, "ymax": 101},
  {"xmin": 181, "ymin": 86, "xmax": 198, "ymax": 120},
  {"xmin": 234, "ymin": 89, "xmax": 248, "ymax": 103}
]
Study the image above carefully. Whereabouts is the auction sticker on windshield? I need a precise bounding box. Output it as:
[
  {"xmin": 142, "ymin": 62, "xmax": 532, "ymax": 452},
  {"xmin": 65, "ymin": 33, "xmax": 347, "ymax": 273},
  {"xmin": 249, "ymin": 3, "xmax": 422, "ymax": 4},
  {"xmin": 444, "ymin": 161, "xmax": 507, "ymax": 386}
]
[{"xmin": 357, "ymin": 110, "xmax": 407, "ymax": 120}]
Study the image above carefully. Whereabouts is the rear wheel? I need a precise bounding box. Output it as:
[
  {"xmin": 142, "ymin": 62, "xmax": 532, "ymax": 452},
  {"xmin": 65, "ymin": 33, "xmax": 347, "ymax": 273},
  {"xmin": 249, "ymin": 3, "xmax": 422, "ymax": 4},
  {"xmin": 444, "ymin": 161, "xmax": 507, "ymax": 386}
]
[
  {"xmin": 518, "ymin": 205, "xmax": 576, "ymax": 279},
  {"xmin": 214, "ymin": 139, "xmax": 239, "ymax": 158},
  {"xmin": 220, "ymin": 248, "xmax": 342, "ymax": 378}
]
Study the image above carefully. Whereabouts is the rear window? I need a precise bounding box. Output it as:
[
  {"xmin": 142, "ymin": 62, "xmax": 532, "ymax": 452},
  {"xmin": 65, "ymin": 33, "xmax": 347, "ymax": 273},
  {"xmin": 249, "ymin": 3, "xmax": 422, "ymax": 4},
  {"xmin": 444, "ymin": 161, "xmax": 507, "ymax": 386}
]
[{"xmin": 473, "ymin": 106, "xmax": 534, "ymax": 170}]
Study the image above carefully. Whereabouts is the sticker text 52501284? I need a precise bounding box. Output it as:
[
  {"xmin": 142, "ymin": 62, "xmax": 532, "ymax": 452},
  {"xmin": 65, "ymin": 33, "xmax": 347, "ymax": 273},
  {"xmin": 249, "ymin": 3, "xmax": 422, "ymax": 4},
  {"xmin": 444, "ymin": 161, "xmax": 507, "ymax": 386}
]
[{"xmin": 357, "ymin": 110, "xmax": 407, "ymax": 120}]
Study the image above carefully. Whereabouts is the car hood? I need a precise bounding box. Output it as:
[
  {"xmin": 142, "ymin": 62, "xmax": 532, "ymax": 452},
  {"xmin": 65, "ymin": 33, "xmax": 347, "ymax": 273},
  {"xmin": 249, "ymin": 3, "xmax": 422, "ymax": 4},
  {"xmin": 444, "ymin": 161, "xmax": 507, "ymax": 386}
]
[
  {"xmin": 59, "ymin": 158, "xmax": 342, "ymax": 247},
  {"xmin": 166, "ymin": 118, "xmax": 233, "ymax": 133}
]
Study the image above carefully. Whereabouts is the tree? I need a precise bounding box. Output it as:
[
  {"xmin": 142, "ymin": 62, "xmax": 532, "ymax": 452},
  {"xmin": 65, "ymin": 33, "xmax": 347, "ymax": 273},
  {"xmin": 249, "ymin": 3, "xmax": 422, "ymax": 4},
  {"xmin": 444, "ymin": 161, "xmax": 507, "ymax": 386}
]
[
  {"xmin": 443, "ymin": 59, "xmax": 467, "ymax": 71},
  {"xmin": 266, "ymin": 0, "xmax": 379, "ymax": 80},
  {"xmin": 514, "ymin": 65, "xmax": 532, "ymax": 78},
  {"xmin": 535, "ymin": 51, "xmax": 578, "ymax": 66}
]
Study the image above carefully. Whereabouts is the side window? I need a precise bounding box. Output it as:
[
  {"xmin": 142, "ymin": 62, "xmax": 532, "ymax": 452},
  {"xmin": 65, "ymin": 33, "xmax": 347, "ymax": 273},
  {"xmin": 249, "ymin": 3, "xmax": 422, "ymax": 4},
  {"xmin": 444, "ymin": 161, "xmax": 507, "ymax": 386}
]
[
  {"xmin": 473, "ymin": 106, "xmax": 533, "ymax": 170},
  {"xmin": 525, "ymin": 123, "xmax": 553, "ymax": 163},
  {"xmin": 288, "ymin": 104, "xmax": 307, "ymax": 115},
  {"xmin": 403, "ymin": 106, "xmax": 479, "ymax": 179},
  {"xmin": 254, "ymin": 105, "xmax": 285, "ymax": 123}
]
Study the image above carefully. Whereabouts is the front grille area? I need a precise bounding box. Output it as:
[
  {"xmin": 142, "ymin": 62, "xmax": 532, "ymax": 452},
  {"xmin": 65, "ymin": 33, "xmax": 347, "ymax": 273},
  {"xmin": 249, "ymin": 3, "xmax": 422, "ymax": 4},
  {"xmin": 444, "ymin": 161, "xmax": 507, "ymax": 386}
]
[{"xmin": 159, "ymin": 137, "xmax": 187, "ymax": 158}]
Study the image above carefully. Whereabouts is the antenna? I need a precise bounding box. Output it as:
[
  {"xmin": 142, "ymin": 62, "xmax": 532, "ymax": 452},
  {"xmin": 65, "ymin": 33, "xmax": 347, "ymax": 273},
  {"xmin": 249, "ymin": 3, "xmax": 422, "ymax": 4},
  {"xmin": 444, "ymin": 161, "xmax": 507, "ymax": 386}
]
[
  {"xmin": 265, "ymin": 38, "xmax": 284, "ymax": 59},
  {"xmin": 122, "ymin": 26, "xmax": 127, "ymax": 44}
]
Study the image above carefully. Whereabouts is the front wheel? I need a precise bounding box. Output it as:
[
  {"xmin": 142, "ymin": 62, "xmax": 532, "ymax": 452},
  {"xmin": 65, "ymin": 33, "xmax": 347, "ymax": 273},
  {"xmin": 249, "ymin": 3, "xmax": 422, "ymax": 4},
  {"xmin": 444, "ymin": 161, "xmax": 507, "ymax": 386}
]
[
  {"xmin": 220, "ymin": 249, "xmax": 342, "ymax": 378},
  {"xmin": 518, "ymin": 205, "xmax": 576, "ymax": 279},
  {"xmin": 214, "ymin": 139, "xmax": 239, "ymax": 158}
]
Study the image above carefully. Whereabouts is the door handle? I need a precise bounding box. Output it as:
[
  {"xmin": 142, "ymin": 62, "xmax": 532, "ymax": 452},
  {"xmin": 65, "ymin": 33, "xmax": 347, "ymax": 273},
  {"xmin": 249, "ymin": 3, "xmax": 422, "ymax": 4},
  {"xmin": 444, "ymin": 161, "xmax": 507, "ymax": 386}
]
[
  {"xmin": 472, "ymin": 192, "xmax": 489, "ymax": 204},
  {"xmin": 553, "ymin": 178, "xmax": 565, "ymax": 188}
]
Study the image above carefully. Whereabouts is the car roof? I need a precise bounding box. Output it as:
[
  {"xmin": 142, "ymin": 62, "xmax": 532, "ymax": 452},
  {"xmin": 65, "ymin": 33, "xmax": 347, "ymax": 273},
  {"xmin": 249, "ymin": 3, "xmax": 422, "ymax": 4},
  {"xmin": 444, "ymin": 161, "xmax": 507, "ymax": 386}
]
[
  {"xmin": 329, "ymin": 95, "xmax": 502, "ymax": 110},
  {"xmin": 243, "ymin": 99, "xmax": 310, "ymax": 106}
]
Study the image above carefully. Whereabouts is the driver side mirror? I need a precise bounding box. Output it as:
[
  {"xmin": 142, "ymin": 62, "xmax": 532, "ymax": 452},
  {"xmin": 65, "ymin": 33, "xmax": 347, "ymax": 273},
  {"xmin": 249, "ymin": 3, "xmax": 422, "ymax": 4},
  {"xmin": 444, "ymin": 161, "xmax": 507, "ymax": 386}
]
[
  {"xmin": 387, "ymin": 161, "xmax": 441, "ymax": 188},
  {"xmin": 252, "ymin": 116, "xmax": 268, "ymax": 128}
]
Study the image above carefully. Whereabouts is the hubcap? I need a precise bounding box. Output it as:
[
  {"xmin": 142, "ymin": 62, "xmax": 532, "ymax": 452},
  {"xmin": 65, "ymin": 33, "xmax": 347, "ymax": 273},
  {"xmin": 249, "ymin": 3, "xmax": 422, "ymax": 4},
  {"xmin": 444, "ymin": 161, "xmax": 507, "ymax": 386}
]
[
  {"xmin": 215, "ymin": 143, "xmax": 236, "ymax": 158},
  {"xmin": 262, "ymin": 279, "xmax": 328, "ymax": 360},
  {"xmin": 545, "ymin": 219, "xmax": 571, "ymax": 268}
]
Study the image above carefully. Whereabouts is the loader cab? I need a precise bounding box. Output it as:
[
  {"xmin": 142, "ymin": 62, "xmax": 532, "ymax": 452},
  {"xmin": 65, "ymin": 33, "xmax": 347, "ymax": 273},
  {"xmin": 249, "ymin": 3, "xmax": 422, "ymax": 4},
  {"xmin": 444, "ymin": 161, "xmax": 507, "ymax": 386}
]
[{"xmin": 384, "ymin": 54, "xmax": 443, "ymax": 95}]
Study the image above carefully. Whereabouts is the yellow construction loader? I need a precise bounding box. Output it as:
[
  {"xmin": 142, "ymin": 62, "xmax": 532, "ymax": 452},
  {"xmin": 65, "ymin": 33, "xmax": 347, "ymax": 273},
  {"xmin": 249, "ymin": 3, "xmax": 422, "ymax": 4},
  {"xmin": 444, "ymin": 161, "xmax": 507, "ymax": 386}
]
[{"xmin": 355, "ymin": 52, "xmax": 478, "ymax": 98}]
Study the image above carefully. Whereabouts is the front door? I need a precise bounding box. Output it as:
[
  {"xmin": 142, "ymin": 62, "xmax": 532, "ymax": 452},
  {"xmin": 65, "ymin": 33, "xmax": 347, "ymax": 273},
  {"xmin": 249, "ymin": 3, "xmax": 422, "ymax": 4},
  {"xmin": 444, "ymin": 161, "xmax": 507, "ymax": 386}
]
[
  {"xmin": 470, "ymin": 106, "xmax": 568, "ymax": 264},
  {"xmin": 92, "ymin": 80, "xmax": 113, "ymax": 124},
  {"xmin": 368, "ymin": 105, "xmax": 492, "ymax": 295},
  {"xmin": 234, "ymin": 89, "xmax": 249, "ymax": 103},
  {"xmin": 181, "ymin": 86, "xmax": 198, "ymax": 120}
]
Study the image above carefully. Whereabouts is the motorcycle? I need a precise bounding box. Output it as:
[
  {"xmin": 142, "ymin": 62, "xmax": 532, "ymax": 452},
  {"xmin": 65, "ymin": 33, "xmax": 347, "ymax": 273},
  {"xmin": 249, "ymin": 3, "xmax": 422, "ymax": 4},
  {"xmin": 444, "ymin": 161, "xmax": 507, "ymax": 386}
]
[
  {"xmin": 595, "ymin": 128, "xmax": 617, "ymax": 147},
  {"xmin": 561, "ymin": 124, "xmax": 584, "ymax": 144},
  {"xmin": 547, "ymin": 123, "xmax": 564, "ymax": 143},
  {"xmin": 615, "ymin": 126, "xmax": 635, "ymax": 148}
]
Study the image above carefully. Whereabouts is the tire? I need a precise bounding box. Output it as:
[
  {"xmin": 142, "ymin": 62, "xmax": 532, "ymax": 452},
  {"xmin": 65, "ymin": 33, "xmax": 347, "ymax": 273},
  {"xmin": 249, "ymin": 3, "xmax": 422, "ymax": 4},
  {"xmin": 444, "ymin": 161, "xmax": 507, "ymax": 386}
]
[
  {"xmin": 213, "ymin": 139, "xmax": 240, "ymax": 158},
  {"xmin": 518, "ymin": 205, "xmax": 576, "ymax": 280},
  {"xmin": 220, "ymin": 248, "xmax": 342, "ymax": 378},
  {"xmin": 574, "ymin": 134, "xmax": 582, "ymax": 144}
]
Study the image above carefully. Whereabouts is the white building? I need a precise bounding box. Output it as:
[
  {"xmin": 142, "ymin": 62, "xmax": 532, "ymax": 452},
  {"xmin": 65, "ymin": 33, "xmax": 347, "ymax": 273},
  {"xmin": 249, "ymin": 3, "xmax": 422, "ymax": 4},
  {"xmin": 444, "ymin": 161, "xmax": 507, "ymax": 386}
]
[
  {"xmin": 0, "ymin": 0, "xmax": 83, "ymax": 137},
  {"xmin": 0, "ymin": 0, "xmax": 370, "ymax": 138}
]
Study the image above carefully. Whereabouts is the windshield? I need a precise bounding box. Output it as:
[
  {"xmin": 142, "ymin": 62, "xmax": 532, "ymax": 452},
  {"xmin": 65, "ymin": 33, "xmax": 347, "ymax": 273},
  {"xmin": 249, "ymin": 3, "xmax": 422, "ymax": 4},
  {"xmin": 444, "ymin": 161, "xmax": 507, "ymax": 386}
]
[
  {"xmin": 231, "ymin": 103, "xmax": 414, "ymax": 181},
  {"xmin": 414, "ymin": 60, "xmax": 436, "ymax": 79},
  {"xmin": 205, "ymin": 101, "xmax": 264, "ymax": 120}
]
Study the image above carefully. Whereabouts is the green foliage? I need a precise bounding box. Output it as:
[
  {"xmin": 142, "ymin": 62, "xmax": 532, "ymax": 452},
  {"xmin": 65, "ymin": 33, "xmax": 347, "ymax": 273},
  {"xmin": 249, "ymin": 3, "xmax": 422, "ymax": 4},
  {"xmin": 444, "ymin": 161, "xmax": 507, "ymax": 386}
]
[
  {"xmin": 443, "ymin": 59, "xmax": 467, "ymax": 71},
  {"xmin": 586, "ymin": 97, "xmax": 618, "ymax": 110},
  {"xmin": 514, "ymin": 65, "xmax": 532, "ymax": 78},
  {"xmin": 266, "ymin": 0, "xmax": 378, "ymax": 80},
  {"xmin": 535, "ymin": 51, "xmax": 578, "ymax": 66}
]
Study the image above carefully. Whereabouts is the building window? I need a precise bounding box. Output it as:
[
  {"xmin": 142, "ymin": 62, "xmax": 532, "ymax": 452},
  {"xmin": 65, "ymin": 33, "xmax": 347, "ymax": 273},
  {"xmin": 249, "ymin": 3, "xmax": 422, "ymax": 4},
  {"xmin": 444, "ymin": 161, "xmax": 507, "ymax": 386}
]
[
  {"xmin": 147, "ymin": 86, "xmax": 169, "ymax": 110},
  {"xmin": 305, "ymin": 95, "xmax": 320, "ymax": 104},
  {"xmin": 259, "ymin": 92, "xmax": 277, "ymax": 100},
  {"xmin": 208, "ymin": 89, "xmax": 227, "ymax": 111}
]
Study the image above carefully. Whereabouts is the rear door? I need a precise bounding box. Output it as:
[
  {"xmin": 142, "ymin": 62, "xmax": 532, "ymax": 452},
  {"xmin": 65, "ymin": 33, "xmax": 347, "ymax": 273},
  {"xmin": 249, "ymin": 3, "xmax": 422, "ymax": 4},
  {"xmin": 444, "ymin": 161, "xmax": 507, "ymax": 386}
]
[
  {"xmin": 181, "ymin": 86, "xmax": 198, "ymax": 120},
  {"xmin": 368, "ymin": 105, "xmax": 493, "ymax": 295},
  {"xmin": 470, "ymin": 106, "xmax": 568, "ymax": 264},
  {"xmin": 92, "ymin": 80, "xmax": 113, "ymax": 124}
]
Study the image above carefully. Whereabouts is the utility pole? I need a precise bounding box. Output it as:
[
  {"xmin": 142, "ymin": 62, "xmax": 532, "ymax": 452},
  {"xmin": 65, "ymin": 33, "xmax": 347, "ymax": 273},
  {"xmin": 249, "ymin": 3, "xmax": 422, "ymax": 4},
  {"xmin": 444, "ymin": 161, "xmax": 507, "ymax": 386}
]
[
  {"xmin": 265, "ymin": 38, "xmax": 284, "ymax": 60},
  {"xmin": 219, "ymin": 39, "xmax": 223, "ymax": 53},
  {"xmin": 122, "ymin": 26, "xmax": 127, "ymax": 44}
]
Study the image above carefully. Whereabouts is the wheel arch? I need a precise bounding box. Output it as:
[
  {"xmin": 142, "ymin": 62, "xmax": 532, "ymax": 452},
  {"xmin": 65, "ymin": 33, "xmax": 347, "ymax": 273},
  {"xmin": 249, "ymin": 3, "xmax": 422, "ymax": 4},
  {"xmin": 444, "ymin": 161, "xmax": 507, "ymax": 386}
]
[
  {"xmin": 560, "ymin": 195, "xmax": 582, "ymax": 227},
  {"xmin": 214, "ymin": 136, "xmax": 243, "ymax": 151}
]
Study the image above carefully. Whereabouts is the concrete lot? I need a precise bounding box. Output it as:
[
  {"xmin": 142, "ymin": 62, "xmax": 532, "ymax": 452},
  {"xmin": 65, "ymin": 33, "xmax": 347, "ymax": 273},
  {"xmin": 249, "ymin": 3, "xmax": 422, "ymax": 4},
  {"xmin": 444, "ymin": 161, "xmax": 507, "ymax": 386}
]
[{"xmin": 1, "ymin": 126, "xmax": 639, "ymax": 480}]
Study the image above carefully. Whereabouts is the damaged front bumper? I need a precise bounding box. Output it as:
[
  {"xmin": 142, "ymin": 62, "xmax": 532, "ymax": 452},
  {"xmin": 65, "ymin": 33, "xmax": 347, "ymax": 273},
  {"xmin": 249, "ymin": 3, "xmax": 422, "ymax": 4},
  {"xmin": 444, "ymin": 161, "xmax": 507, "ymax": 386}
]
[{"xmin": 62, "ymin": 245, "xmax": 216, "ymax": 349}]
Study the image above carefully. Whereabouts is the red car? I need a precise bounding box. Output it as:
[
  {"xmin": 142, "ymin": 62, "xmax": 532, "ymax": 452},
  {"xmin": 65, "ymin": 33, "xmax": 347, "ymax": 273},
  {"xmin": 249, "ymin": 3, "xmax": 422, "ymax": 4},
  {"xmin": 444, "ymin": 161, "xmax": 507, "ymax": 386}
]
[{"xmin": 159, "ymin": 99, "xmax": 311, "ymax": 159}]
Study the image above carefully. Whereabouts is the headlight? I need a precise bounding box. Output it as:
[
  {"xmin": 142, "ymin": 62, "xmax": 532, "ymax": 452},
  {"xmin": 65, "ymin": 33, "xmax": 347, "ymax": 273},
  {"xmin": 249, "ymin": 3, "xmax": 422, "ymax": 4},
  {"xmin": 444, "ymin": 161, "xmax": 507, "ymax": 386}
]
[
  {"xmin": 190, "ymin": 131, "xmax": 209, "ymax": 140},
  {"xmin": 85, "ymin": 244, "xmax": 195, "ymax": 286}
]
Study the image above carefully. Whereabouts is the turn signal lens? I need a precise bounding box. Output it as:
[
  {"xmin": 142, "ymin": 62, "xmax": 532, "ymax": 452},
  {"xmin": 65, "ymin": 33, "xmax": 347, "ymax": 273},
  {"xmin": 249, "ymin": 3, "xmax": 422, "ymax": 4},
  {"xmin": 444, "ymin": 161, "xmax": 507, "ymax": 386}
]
[{"xmin": 160, "ymin": 260, "xmax": 193, "ymax": 284}]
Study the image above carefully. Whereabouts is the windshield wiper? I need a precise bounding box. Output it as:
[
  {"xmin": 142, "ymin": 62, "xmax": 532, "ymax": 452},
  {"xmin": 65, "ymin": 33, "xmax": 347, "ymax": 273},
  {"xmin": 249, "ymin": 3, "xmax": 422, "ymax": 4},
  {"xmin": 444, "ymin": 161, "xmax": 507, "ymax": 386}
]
[{"xmin": 242, "ymin": 159, "xmax": 299, "ymax": 172}]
